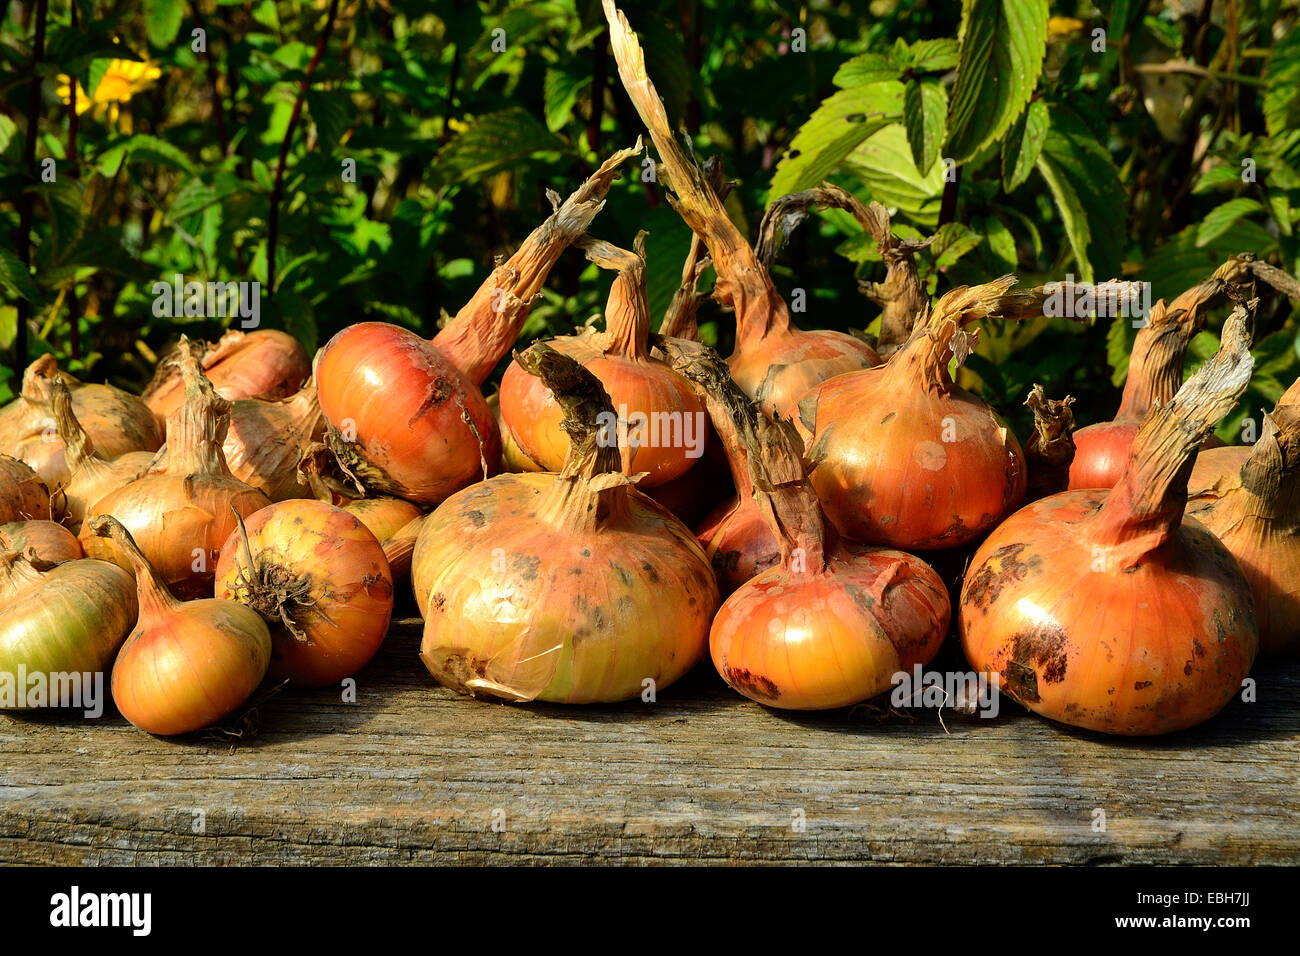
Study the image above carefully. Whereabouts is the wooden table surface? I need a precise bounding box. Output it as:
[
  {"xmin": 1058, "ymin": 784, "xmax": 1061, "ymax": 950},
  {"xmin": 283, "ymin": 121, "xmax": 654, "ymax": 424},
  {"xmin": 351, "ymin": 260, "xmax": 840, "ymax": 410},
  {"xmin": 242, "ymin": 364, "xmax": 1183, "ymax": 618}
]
[{"xmin": 2, "ymin": 614, "xmax": 1297, "ymax": 866}]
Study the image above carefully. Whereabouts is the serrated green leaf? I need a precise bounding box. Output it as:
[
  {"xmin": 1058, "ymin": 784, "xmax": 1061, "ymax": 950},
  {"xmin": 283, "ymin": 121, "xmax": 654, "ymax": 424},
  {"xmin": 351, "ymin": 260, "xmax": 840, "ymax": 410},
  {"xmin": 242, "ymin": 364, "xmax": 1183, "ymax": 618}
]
[
  {"xmin": 103, "ymin": 134, "xmax": 195, "ymax": 174},
  {"xmin": 1106, "ymin": 312, "xmax": 1137, "ymax": 386},
  {"xmin": 145, "ymin": 0, "xmax": 184, "ymax": 48},
  {"xmin": 1196, "ymin": 198, "xmax": 1265, "ymax": 246},
  {"xmin": 904, "ymin": 78, "xmax": 947, "ymax": 175},
  {"xmin": 769, "ymin": 82, "xmax": 903, "ymax": 199},
  {"xmin": 833, "ymin": 53, "xmax": 902, "ymax": 88},
  {"xmin": 431, "ymin": 108, "xmax": 568, "ymax": 189},
  {"xmin": 543, "ymin": 67, "xmax": 587, "ymax": 132},
  {"xmin": 305, "ymin": 89, "xmax": 350, "ymax": 150},
  {"xmin": 1263, "ymin": 27, "xmax": 1300, "ymax": 138},
  {"xmin": 930, "ymin": 222, "xmax": 983, "ymax": 271},
  {"xmin": 1193, "ymin": 164, "xmax": 1248, "ymax": 194},
  {"xmin": 1268, "ymin": 192, "xmax": 1293, "ymax": 237},
  {"xmin": 945, "ymin": 0, "xmax": 1048, "ymax": 164},
  {"xmin": 0, "ymin": 244, "xmax": 41, "ymax": 304},
  {"xmin": 1001, "ymin": 98, "xmax": 1048, "ymax": 191},
  {"xmin": 981, "ymin": 214, "xmax": 1017, "ymax": 271},
  {"xmin": 1142, "ymin": 221, "xmax": 1277, "ymax": 306},
  {"xmin": 843, "ymin": 122, "xmax": 947, "ymax": 225},
  {"xmin": 909, "ymin": 38, "xmax": 959, "ymax": 73}
]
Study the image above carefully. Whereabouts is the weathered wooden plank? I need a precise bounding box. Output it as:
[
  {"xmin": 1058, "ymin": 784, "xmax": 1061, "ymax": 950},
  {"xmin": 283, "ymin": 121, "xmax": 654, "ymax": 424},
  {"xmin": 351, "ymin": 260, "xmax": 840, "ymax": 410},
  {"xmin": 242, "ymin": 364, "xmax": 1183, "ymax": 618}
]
[{"xmin": 2, "ymin": 619, "xmax": 1297, "ymax": 865}]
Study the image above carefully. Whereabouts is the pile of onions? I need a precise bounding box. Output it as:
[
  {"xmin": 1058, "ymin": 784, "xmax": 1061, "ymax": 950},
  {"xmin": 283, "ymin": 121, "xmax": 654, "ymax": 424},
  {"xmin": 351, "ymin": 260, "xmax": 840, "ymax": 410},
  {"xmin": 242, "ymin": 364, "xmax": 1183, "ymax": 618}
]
[
  {"xmin": 0, "ymin": 549, "xmax": 136, "ymax": 708},
  {"xmin": 414, "ymin": 342, "xmax": 719, "ymax": 704},
  {"xmin": 959, "ymin": 302, "xmax": 1260, "ymax": 735},
  {"xmin": 1187, "ymin": 376, "xmax": 1300, "ymax": 655},
  {"xmin": 0, "ymin": 455, "xmax": 52, "ymax": 523},
  {"xmin": 81, "ymin": 349, "xmax": 271, "ymax": 599},
  {"xmin": 0, "ymin": 521, "xmax": 82, "ymax": 565},
  {"xmin": 50, "ymin": 379, "xmax": 155, "ymax": 529},
  {"xmin": 660, "ymin": 337, "xmax": 950, "ymax": 710},
  {"xmin": 314, "ymin": 143, "xmax": 640, "ymax": 505},
  {"xmin": 0, "ymin": 355, "xmax": 160, "ymax": 491},
  {"xmin": 223, "ymin": 383, "xmax": 325, "ymax": 501},
  {"xmin": 215, "ymin": 501, "xmax": 394, "ymax": 685},
  {"xmin": 605, "ymin": 0, "xmax": 878, "ymax": 415},
  {"xmin": 1069, "ymin": 272, "xmax": 1230, "ymax": 490},
  {"xmin": 89, "ymin": 515, "xmax": 270, "ymax": 736},
  {"xmin": 796, "ymin": 277, "xmax": 1027, "ymax": 549},
  {"xmin": 499, "ymin": 235, "xmax": 707, "ymax": 487},
  {"xmin": 142, "ymin": 329, "xmax": 310, "ymax": 425}
]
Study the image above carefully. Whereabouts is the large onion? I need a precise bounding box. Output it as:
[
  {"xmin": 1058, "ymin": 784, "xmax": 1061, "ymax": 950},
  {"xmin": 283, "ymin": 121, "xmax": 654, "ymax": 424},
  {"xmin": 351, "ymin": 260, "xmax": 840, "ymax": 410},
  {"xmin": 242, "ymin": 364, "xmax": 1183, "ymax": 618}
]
[
  {"xmin": 661, "ymin": 337, "xmax": 950, "ymax": 710},
  {"xmin": 500, "ymin": 235, "xmax": 707, "ymax": 488},
  {"xmin": 796, "ymin": 277, "xmax": 1027, "ymax": 549},
  {"xmin": 314, "ymin": 144, "xmax": 639, "ymax": 505},
  {"xmin": 414, "ymin": 343, "xmax": 719, "ymax": 704},
  {"xmin": 89, "ymin": 516, "xmax": 270, "ymax": 736},
  {"xmin": 216, "ymin": 501, "xmax": 394, "ymax": 685},
  {"xmin": 605, "ymin": 1, "xmax": 878, "ymax": 415},
  {"xmin": 142, "ymin": 329, "xmax": 310, "ymax": 426},
  {"xmin": 0, "ymin": 550, "xmax": 136, "ymax": 709},
  {"xmin": 0, "ymin": 355, "xmax": 160, "ymax": 491},
  {"xmin": 1187, "ymin": 376, "xmax": 1300, "ymax": 655},
  {"xmin": 81, "ymin": 347, "xmax": 271, "ymax": 599},
  {"xmin": 223, "ymin": 384, "xmax": 325, "ymax": 501},
  {"xmin": 959, "ymin": 302, "xmax": 1260, "ymax": 735}
]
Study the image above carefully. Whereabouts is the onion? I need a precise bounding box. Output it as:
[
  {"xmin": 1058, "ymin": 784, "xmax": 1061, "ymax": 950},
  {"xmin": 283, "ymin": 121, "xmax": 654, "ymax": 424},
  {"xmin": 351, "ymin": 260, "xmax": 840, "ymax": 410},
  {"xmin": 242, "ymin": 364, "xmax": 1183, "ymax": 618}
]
[
  {"xmin": 660, "ymin": 337, "xmax": 950, "ymax": 710},
  {"xmin": 0, "ymin": 355, "xmax": 160, "ymax": 491},
  {"xmin": 1069, "ymin": 274, "xmax": 1229, "ymax": 490},
  {"xmin": 639, "ymin": 433, "xmax": 734, "ymax": 530},
  {"xmin": 796, "ymin": 277, "xmax": 1027, "ymax": 549},
  {"xmin": 81, "ymin": 346, "xmax": 271, "ymax": 599},
  {"xmin": 342, "ymin": 496, "xmax": 423, "ymax": 544},
  {"xmin": 414, "ymin": 343, "xmax": 719, "ymax": 703},
  {"xmin": 959, "ymin": 302, "xmax": 1260, "ymax": 735},
  {"xmin": 1024, "ymin": 384, "xmax": 1076, "ymax": 501},
  {"xmin": 223, "ymin": 384, "xmax": 325, "ymax": 501},
  {"xmin": 487, "ymin": 392, "xmax": 543, "ymax": 473},
  {"xmin": 0, "ymin": 521, "xmax": 83, "ymax": 565},
  {"xmin": 500, "ymin": 235, "xmax": 708, "ymax": 488},
  {"xmin": 605, "ymin": 1, "xmax": 878, "ymax": 415},
  {"xmin": 49, "ymin": 378, "xmax": 153, "ymax": 528},
  {"xmin": 314, "ymin": 144, "xmax": 640, "ymax": 505},
  {"xmin": 142, "ymin": 329, "xmax": 310, "ymax": 426},
  {"xmin": 0, "ymin": 550, "xmax": 136, "ymax": 710},
  {"xmin": 382, "ymin": 513, "xmax": 426, "ymax": 581},
  {"xmin": 1187, "ymin": 377, "xmax": 1300, "ymax": 655},
  {"xmin": 215, "ymin": 501, "xmax": 394, "ymax": 685},
  {"xmin": 88, "ymin": 515, "xmax": 270, "ymax": 736},
  {"xmin": 0, "ymin": 455, "xmax": 52, "ymax": 523}
]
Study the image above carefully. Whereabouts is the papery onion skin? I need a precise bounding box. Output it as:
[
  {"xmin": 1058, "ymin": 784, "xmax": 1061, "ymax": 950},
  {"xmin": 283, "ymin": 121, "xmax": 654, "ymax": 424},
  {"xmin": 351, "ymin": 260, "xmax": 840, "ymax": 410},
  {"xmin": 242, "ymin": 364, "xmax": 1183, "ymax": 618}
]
[
  {"xmin": 1188, "ymin": 444, "xmax": 1251, "ymax": 495},
  {"xmin": 143, "ymin": 329, "xmax": 311, "ymax": 425},
  {"xmin": 0, "ymin": 521, "xmax": 83, "ymax": 565},
  {"xmin": 0, "ymin": 554, "xmax": 137, "ymax": 708},
  {"xmin": 216, "ymin": 500, "xmax": 394, "ymax": 686},
  {"xmin": 712, "ymin": 546, "xmax": 950, "ymax": 710},
  {"xmin": 415, "ymin": 473, "xmax": 718, "ymax": 704},
  {"xmin": 223, "ymin": 385, "xmax": 325, "ymax": 501},
  {"xmin": 729, "ymin": 329, "xmax": 879, "ymax": 419},
  {"xmin": 0, "ymin": 455, "xmax": 52, "ymax": 524},
  {"xmin": 383, "ymin": 513, "xmax": 426, "ymax": 581},
  {"xmin": 695, "ymin": 498, "xmax": 780, "ymax": 597}
]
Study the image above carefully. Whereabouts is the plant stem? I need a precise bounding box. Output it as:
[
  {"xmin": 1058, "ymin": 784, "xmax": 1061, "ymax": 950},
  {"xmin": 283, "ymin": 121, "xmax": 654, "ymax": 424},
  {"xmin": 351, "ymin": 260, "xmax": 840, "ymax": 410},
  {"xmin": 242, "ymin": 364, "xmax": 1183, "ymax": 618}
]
[
  {"xmin": 191, "ymin": 0, "xmax": 230, "ymax": 156},
  {"xmin": 14, "ymin": 0, "xmax": 48, "ymax": 378},
  {"xmin": 587, "ymin": 33, "xmax": 608, "ymax": 153},
  {"xmin": 938, "ymin": 164, "xmax": 961, "ymax": 227},
  {"xmin": 267, "ymin": 0, "xmax": 341, "ymax": 296}
]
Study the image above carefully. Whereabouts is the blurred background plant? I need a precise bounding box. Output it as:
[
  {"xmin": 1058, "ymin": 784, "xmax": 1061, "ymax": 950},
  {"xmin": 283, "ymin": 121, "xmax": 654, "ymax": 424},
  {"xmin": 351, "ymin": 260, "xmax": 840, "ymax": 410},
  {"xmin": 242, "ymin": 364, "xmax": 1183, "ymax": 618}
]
[{"xmin": 2, "ymin": 0, "xmax": 1298, "ymax": 439}]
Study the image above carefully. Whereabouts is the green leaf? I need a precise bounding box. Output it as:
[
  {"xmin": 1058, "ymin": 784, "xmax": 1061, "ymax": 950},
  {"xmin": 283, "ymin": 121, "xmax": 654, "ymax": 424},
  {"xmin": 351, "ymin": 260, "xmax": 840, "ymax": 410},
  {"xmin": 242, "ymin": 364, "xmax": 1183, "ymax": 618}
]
[
  {"xmin": 431, "ymin": 108, "xmax": 568, "ymax": 189},
  {"xmin": 543, "ymin": 67, "xmax": 587, "ymax": 132},
  {"xmin": 1263, "ymin": 27, "xmax": 1300, "ymax": 138},
  {"xmin": 903, "ymin": 78, "xmax": 947, "ymax": 175},
  {"xmin": 981, "ymin": 214, "xmax": 1017, "ymax": 271},
  {"xmin": 833, "ymin": 53, "xmax": 902, "ymax": 88},
  {"xmin": 1268, "ymin": 192, "xmax": 1293, "ymax": 238},
  {"xmin": 305, "ymin": 89, "xmax": 350, "ymax": 150},
  {"xmin": 0, "ymin": 244, "xmax": 41, "ymax": 304},
  {"xmin": 145, "ymin": 0, "xmax": 184, "ymax": 48},
  {"xmin": 1193, "ymin": 164, "xmax": 1248, "ymax": 194},
  {"xmin": 908, "ymin": 38, "xmax": 959, "ymax": 73},
  {"xmin": 99, "ymin": 134, "xmax": 195, "ymax": 175},
  {"xmin": 1001, "ymin": 98, "xmax": 1048, "ymax": 192},
  {"xmin": 1196, "ymin": 198, "xmax": 1265, "ymax": 246},
  {"xmin": 842, "ymin": 122, "xmax": 947, "ymax": 225},
  {"xmin": 1142, "ymin": 221, "xmax": 1277, "ymax": 306},
  {"xmin": 945, "ymin": 0, "xmax": 1049, "ymax": 164},
  {"xmin": 768, "ymin": 82, "xmax": 903, "ymax": 199},
  {"xmin": 1033, "ymin": 108, "xmax": 1125, "ymax": 283},
  {"xmin": 1106, "ymin": 312, "xmax": 1137, "ymax": 387},
  {"xmin": 930, "ymin": 222, "xmax": 983, "ymax": 271}
]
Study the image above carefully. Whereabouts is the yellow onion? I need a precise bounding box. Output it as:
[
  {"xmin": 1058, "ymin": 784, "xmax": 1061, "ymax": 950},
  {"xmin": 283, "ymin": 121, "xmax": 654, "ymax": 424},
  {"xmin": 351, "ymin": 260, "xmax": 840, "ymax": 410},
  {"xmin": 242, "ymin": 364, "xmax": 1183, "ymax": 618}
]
[
  {"xmin": 49, "ymin": 378, "xmax": 154, "ymax": 529},
  {"xmin": 142, "ymin": 329, "xmax": 310, "ymax": 426},
  {"xmin": 1187, "ymin": 376, "xmax": 1300, "ymax": 654},
  {"xmin": 0, "ymin": 355, "xmax": 160, "ymax": 491},
  {"xmin": 342, "ymin": 496, "xmax": 423, "ymax": 544},
  {"xmin": 223, "ymin": 384, "xmax": 325, "ymax": 501},
  {"xmin": 0, "ymin": 549, "xmax": 137, "ymax": 709},
  {"xmin": 0, "ymin": 521, "xmax": 82, "ymax": 565},
  {"xmin": 88, "ymin": 515, "xmax": 270, "ymax": 736},
  {"xmin": 81, "ymin": 347, "xmax": 271, "ymax": 599},
  {"xmin": 500, "ymin": 236, "xmax": 708, "ymax": 488},
  {"xmin": 0, "ymin": 455, "xmax": 52, "ymax": 523},
  {"xmin": 414, "ymin": 343, "xmax": 719, "ymax": 703},
  {"xmin": 382, "ymin": 512, "xmax": 426, "ymax": 582}
]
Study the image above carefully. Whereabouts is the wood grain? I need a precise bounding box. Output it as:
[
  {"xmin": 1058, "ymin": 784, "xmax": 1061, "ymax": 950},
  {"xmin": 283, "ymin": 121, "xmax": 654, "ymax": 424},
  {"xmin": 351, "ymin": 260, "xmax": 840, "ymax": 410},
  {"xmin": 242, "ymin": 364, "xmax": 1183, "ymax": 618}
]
[{"xmin": 2, "ymin": 616, "xmax": 1297, "ymax": 865}]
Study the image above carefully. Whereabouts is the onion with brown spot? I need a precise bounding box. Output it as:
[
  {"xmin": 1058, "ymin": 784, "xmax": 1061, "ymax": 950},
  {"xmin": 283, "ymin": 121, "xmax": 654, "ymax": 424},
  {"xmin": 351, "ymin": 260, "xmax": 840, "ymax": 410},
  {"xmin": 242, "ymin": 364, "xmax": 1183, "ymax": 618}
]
[
  {"xmin": 959, "ymin": 302, "xmax": 1261, "ymax": 735},
  {"xmin": 414, "ymin": 343, "xmax": 718, "ymax": 704}
]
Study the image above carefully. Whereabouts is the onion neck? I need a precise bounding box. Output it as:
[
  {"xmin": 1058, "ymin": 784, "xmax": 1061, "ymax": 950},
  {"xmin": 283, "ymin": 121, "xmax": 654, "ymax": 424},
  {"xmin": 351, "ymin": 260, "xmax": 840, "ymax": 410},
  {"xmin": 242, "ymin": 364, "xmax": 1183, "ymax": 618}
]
[
  {"xmin": 432, "ymin": 142, "xmax": 644, "ymax": 386},
  {"xmin": 1114, "ymin": 301, "xmax": 1193, "ymax": 420},
  {"xmin": 165, "ymin": 348, "xmax": 235, "ymax": 478},
  {"xmin": 52, "ymin": 379, "xmax": 95, "ymax": 470},
  {"xmin": 87, "ymin": 514, "xmax": 180, "ymax": 613},
  {"xmin": 1234, "ymin": 403, "xmax": 1300, "ymax": 530},
  {"xmin": 1094, "ymin": 302, "xmax": 1256, "ymax": 561},
  {"xmin": 0, "ymin": 550, "xmax": 46, "ymax": 602},
  {"xmin": 584, "ymin": 236, "xmax": 652, "ymax": 361},
  {"xmin": 1024, "ymin": 385, "xmax": 1076, "ymax": 500}
]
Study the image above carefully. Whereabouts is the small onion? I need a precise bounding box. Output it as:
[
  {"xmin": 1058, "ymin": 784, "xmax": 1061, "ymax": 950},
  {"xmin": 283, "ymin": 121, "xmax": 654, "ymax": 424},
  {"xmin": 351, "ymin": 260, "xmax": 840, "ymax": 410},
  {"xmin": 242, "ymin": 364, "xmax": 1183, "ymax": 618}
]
[
  {"xmin": 0, "ymin": 521, "xmax": 83, "ymax": 565},
  {"xmin": 216, "ymin": 501, "xmax": 394, "ymax": 686},
  {"xmin": 342, "ymin": 496, "xmax": 423, "ymax": 545},
  {"xmin": 0, "ymin": 454, "xmax": 52, "ymax": 523},
  {"xmin": 89, "ymin": 515, "xmax": 270, "ymax": 736},
  {"xmin": 414, "ymin": 343, "xmax": 719, "ymax": 704},
  {"xmin": 0, "ymin": 550, "xmax": 137, "ymax": 708},
  {"xmin": 81, "ymin": 344, "xmax": 271, "ymax": 599}
]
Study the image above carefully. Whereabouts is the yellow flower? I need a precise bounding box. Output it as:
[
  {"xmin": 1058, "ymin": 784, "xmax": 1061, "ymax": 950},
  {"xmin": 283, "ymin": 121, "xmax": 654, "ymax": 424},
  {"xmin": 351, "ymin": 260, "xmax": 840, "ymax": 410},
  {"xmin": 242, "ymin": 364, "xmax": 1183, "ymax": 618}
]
[
  {"xmin": 56, "ymin": 57, "xmax": 162, "ymax": 128},
  {"xmin": 1048, "ymin": 16, "xmax": 1085, "ymax": 37}
]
